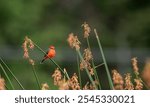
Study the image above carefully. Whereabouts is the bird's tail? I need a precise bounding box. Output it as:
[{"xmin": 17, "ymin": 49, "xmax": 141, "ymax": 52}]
[{"xmin": 40, "ymin": 58, "xmax": 46, "ymax": 64}]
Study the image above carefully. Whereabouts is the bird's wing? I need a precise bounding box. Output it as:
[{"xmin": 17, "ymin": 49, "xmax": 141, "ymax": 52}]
[{"xmin": 44, "ymin": 48, "xmax": 50, "ymax": 57}]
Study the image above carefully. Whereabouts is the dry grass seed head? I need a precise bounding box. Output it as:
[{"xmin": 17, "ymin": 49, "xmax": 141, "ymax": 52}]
[
  {"xmin": 131, "ymin": 57, "xmax": 139, "ymax": 75},
  {"xmin": 67, "ymin": 33, "xmax": 81, "ymax": 50},
  {"xmin": 80, "ymin": 48, "xmax": 94, "ymax": 75},
  {"xmin": 0, "ymin": 76, "xmax": 5, "ymax": 90},
  {"xmin": 80, "ymin": 60, "xmax": 94, "ymax": 75},
  {"xmin": 83, "ymin": 82, "xmax": 90, "ymax": 90},
  {"xmin": 29, "ymin": 58, "xmax": 35, "ymax": 65},
  {"xmin": 81, "ymin": 22, "xmax": 91, "ymax": 38},
  {"xmin": 58, "ymin": 78, "xmax": 69, "ymax": 90},
  {"xmin": 52, "ymin": 68, "xmax": 62, "ymax": 85},
  {"xmin": 83, "ymin": 48, "xmax": 93, "ymax": 61},
  {"xmin": 112, "ymin": 69, "xmax": 124, "ymax": 85},
  {"xmin": 22, "ymin": 36, "xmax": 35, "ymax": 65},
  {"xmin": 41, "ymin": 83, "xmax": 49, "ymax": 90},
  {"xmin": 134, "ymin": 79, "xmax": 143, "ymax": 90},
  {"xmin": 24, "ymin": 36, "xmax": 35, "ymax": 50},
  {"xmin": 68, "ymin": 73, "xmax": 80, "ymax": 90},
  {"xmin": 28, "ymin": 40, "xmax": 34, "ymax": 50},
  {"xmin": 89, "ymin": 68, "xmax": 94, "ymax": 75},
  {"xmin": 80, "ymin": 60, "xmax": 89, "ymax": 70},
  {"xmin": 22, "ymin": 40, "xmax": 29, "ymax": 59},
  {"xmin": 83, "ymin": 82, "xmax": 95, "ymax": 90},
  {"xmin": 124, "ymin": 73, "xmax": 134, "ymax": 90},
  {"xmin": 112, "ymin": 69, "xmax": 124, "ymax": 90}
]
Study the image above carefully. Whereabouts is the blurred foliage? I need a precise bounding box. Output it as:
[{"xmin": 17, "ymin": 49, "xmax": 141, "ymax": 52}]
[
  {"xmin": 0, "ymin": 0, "xmax": 150, "ymax": 89},
  {"xmin": 0, "ymin": 0, "xmax": 150, "ymax": 47}
]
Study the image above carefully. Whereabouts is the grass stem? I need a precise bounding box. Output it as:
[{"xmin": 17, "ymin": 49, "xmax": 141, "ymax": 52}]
[
  {"xmin": 86, "ymin": 37, "xmax": 101, "ymax": 89},
  {"xmin": 0, "ymin": 57, "xmax": 25, "ymax": 90},
  {"xmin": 31, "ymin": 65, "xmax": 41, "ymax": 89},
  {"xmin": 0, "ymin": 63, "xmax": 15, "ymax": 90},
  {"xmin": 76, "ymin": 53, "xmax": 82, "ymax": 88},
  {"xmin": 33, "ymin": 42, "xmax": 70, "ymax": 80},
  {"xmin": 77, "ymin": 50, "xmax": 97, "ymax": 89},
  {"xmin": 94, "ymin": 29, "xmax": 114, "ymax": 89}
]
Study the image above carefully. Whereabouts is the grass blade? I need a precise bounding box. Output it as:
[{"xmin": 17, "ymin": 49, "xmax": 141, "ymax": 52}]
[
  {"xmin": 94, "ymin": 29, "xmax": 114, "ymax": 89},
  {"xmin": 31, "ymin": 65, "xmax": 41, "ymax": 89},
  {"xmin": 0, "ymin": 63, "xmax": 15, "ymax": 90},
  {"xmin": 86, "ymin": 37, "xmax": 101, "ymax": 89},
  {"xmin": 0, "ymin": 58, "xmax": 25, "ymax": 90},
  {"xmin": 33, "ymin": 42, "xmax": 70, "ymax": 80},
  {"xmin": 77, "ymin": 50, "xmax": 97, "ymax": 89},
  {"xmin": 76, "ymin": 53, "xmax": 82, "ymax": 88}
]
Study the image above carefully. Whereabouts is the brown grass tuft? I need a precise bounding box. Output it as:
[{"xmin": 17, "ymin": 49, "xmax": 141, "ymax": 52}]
[
  {"xmin": 83, "ymin": 82, "xmax": 96, "ymax": 90},
  {"xmin": 67, "ymin": 33, "xmax": 81, "ymax": 50},
  {"xmin": 68, "ymin": 73, "xmax": 80, "ymax": 90},
  {"xmin": 41, "ymin": 83, "xmax": 49, "ymax": 90},
  {"xmin": 134, "ymin": 78, "xmax": 143, "ymax": 90},
  {"xmin": 124, "ymin": 73, "xmax": 134, "ymax": 90},
  {"xmin": 52, "ymin": 68, "xmax": 62, "ymax": 85},
  {"xmin": 80, "ymin": 48, "xmax": 94, "ymax": 75},
  {"xmin": 83, "ymin": 48, "xmax": 93, "ymax": 61},
  {"xmin": 0, "ymin": 76, "xmax": 5, "ymax": 90},
  {"xmin": 81, "ymin": 22, "xmax": 91, "ymax": 38},
  {"xmin": 112, "ymin": 69, "xmax": 124, "ymax": 90},
  {"xmin": 22, "ymin": 36, "xmax": 35, "ymax": 65},
  {"xmin": 131, "ymin": 57, "xmax": 139, "ymax": 75},
  {"xmin": 58, "ymin": 78, "xmax": 69, "ymax": 90}
]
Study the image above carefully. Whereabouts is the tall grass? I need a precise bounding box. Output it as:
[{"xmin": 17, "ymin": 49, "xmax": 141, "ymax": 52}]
[
  {"xmin": 0, "ymin": 57, "xmax": 25, "ymax": 89},
  {"xmin": 94, "ymin": 29, "xmax": 114, "ymax": 89},
  {"xmin": 0, "ymin": 22, "xmax": 150, "ymax": 90}
]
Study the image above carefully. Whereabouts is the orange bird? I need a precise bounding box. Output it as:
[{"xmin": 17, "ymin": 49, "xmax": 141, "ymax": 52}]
[{"xmin": 41, "ymin": 45, "xmax": 56, "ymax": 63}]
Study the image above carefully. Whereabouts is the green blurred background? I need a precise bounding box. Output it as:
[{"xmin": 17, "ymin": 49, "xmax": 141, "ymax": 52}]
[{"xmin": 0, "ymin": 0, "xmax": 150, "ymax": 89}]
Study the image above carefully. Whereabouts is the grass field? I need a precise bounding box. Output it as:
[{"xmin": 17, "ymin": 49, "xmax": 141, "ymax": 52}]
[{"xmin": 0, "ymin": 22, "xmax": 150, "ymax": 90}]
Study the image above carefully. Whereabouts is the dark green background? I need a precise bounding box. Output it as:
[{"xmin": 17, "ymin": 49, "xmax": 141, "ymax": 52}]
[{"xmin": 0, "ymin": 0, "xmax": 150, "ymax": 89}]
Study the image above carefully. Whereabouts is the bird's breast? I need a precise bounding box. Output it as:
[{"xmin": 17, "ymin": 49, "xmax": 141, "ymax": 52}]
[{"xmin": 48, "ymin": 49, "xmax": 56, "ymax": 58}]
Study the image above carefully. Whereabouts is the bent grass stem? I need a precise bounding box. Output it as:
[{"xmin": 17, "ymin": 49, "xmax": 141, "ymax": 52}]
[
  {"xmin": 0, "ymin": 57, "xmax": 25, "ymax": 90},
  {"xmin": 94, "ymin": 29, "xmax": 114, "ymax": 89},
  {"xmin": 0, "ymin": 63, "xmax": 15, "ymax": 90},
  {"xmin": 33, "ymin": 42, "xmax": 70, "ymax": 80}
]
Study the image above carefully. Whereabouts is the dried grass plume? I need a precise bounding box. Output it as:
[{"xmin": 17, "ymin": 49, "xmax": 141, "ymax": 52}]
[
  {"xmin": 52, "ymin": 68, "xmax": 62, "ymax": 85},
  {"xmin": 124, "ymin": 73, "xmax": 134, "ymax": 90},
  {"xmin": 0, "ymin": 76, "xmax": 5, "ymax": 90},
  {"xmin": 22, "ymin": 36, "xmax": 35, "ymax": 65},
  {"xmin": 134, "ymin": 79, "xmax": 143, "ymax": 90},
  {"xmin": 112, "ymin": 69, "xmax": 124, "ymax": 90},
  {"xmin": 81, "ymin": 22, "xmax": 91, "ymax": 38},
  {"xmin": 67, "ymin": 33, "xmax": 81, "ymax": 50},
  {"xmin": 41, "ymin": 83, "xmax": 49, "ymax": 90},
  {"xmin": 131, "ymin": 57, "xmax": 139, "ymax": 75}
]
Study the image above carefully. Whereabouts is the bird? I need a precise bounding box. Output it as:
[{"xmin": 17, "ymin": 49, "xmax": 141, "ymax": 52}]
[{"xmin": 41, "ymin": 45, "xmax": 56, "ymax": 63}]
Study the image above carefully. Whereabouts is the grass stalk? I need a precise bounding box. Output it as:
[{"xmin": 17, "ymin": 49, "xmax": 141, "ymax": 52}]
[
  {"xmin": 86, "ymin": 37, "xmax": 101, "ymax": 89},
  {"xmin": 63, "ymin": 68, "xmax": 70, "ymax": 80},
  {"xmin": 94, "ymin": 29, "xmax": 114, "ymax": 89},
  {"xmin": 77, "ymin": 50, "xmax": 97, "ymax": 89},
  {"xmin": 31, "ymin": 65, "xmax": 41, "ymax": 89},
  {"xmin": 5, "ymin": 85, "xmax": 9, "ymax": 90},
  {"xmin": 76, "ymin": 53, "xmax": 82, "ymax": 88},
  {"xmin": 0, "ymin": 63, "xmax": 15, "ymax": 90},
  {"xmin": 0, "ymin": 58, "xmax": 25, "ymax": 90},
  {"xmin": 94, "ymin": 63, "xmax": 104, "ymax": 69},
  {"xmin": 33, "ymin": 42, "xmax": 70, "ymax": 79},
  {"xmin": 91, "ymin": 62, "xmax": 101, "ymax": 89}
]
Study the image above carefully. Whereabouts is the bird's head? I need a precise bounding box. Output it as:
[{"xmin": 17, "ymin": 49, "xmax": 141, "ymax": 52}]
[{"xmin": 49, "ymin": 45, "xmax": 55, "ymax": 49}]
